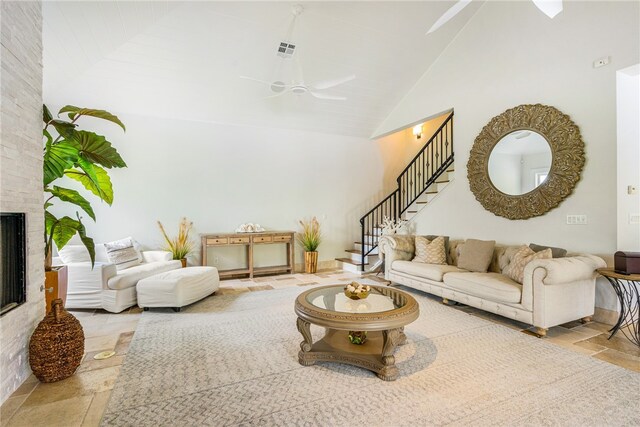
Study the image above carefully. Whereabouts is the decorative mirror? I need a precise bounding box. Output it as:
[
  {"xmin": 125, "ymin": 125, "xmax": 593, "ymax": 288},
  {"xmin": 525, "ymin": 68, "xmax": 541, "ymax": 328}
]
[{"xmin": 467, "ymin": 104, "xmax": 585, "ymax": 220}]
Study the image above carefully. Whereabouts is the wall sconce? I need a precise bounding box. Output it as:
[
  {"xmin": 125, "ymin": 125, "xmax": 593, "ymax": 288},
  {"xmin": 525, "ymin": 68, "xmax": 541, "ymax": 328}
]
[{"xmin": 413, "ymin": 124, "xmax": 423, "ymax": 139}]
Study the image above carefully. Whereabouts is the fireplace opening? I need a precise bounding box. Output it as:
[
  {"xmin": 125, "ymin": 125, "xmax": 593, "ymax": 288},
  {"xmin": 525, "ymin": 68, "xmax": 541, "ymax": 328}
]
[{"xmin": 1, "ymin": 213, "xmax": 27, "ymax": 316}]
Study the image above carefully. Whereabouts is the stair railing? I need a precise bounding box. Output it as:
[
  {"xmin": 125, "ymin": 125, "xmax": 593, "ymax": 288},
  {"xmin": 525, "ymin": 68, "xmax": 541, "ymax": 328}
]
[{"xmin": 359, "ymin": 111, "xmax": 454, "ymax": 268}]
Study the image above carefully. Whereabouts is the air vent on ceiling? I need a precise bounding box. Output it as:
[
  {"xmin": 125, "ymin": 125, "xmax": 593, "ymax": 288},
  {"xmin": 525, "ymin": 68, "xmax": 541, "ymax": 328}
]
[{"xmin": 277, "ymin": 41, "xmax": 296, "ymax": 58}]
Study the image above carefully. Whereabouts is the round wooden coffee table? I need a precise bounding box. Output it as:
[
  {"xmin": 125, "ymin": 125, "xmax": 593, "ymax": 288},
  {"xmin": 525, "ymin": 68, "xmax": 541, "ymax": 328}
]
[{"xmin": 294, "ymin": 284, "xmax": 419, "ymax": 381}]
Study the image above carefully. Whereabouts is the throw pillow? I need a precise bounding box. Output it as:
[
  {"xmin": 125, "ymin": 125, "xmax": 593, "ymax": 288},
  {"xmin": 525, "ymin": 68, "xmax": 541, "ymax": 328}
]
[
  {"xmin": 104, "ymin": 237, "xmax": 142, "ymax": 270},
  {"xmin": 505, "ymin": 245, "xmax": 552, "ymax": 284},
  {"xmin": 529, "ymin": 243, "xmax": 567, "ymax": 258},
  {"xmin": 412, "ymin": 236, "xmax": 447, "ymax": 264},
  {"xmin": 425, "ymin": 235, "xmax": 451, "ymax": 264},
  {"xmin": 57, "ymin": 245, "xmax": 91, "ymax": 264},
  {"xmin": 457, "ymin": 239, "xmax": 496, "ymax": 273}
]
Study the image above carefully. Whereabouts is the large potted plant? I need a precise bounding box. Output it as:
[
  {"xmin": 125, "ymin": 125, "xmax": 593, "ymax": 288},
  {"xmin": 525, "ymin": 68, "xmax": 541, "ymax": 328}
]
[
  {"xmin": 158, "ymin": 217, "xmax": 194, "ymax": 267},
  {"xmin": 297, "ymin": 217, "xmax": 321, "ymax": 274},
  {"xmin": 43, "ymin": 104, "xmax": 127, "ymax": 271}
]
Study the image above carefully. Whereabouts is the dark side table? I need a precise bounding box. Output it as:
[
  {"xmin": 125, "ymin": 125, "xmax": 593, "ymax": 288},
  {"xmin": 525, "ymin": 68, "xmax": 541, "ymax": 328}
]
[{"xmin": 597, "ymin": 268, "xmax": 639, "ymax": 347}]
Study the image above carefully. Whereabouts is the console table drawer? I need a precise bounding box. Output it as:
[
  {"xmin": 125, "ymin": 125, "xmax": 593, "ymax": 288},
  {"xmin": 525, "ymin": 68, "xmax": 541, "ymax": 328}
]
[
  {"xmin": 207, "ymin": 237, "xmax": 228, "ymax": 245},
  {"xmin": 273, "ymin": 235, "xmax": 292, "ymax": 242},
  {"xmin": 230, "ymin": 237, "xmax": 250, "ymax": 244},
  {"xmin": 253, "ymin": 236, "xmax": 273, "ymax": 243}
]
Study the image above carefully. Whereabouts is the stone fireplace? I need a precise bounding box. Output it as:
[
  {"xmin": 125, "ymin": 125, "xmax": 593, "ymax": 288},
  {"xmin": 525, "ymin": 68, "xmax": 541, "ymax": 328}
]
[
  {"xmin": 0, "ymin": 213, "xmax": 27, "ymax": 316},
  {"xmin": 0, "ymin": 1, "xmax": 44, "ymax": 404}
]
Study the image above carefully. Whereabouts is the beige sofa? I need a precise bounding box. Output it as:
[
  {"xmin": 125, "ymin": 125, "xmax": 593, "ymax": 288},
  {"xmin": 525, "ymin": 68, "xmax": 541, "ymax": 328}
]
[{"xmin": 378, "ymin": 235, "xmax": 606, "ymax": 335}]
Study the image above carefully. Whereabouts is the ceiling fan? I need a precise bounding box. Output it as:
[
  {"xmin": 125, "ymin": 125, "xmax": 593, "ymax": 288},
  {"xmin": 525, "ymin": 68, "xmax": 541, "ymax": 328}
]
[
  {"xmin": 240, "ymin": 74, "xmax": 355, "ymax": 101},
  {"xmin": 427, "ymin": 0, "xmax": 563, "ymax": 34},
  {"xmin": 240, "ymin": 4, "xmax": 355, "ymax": 101}
]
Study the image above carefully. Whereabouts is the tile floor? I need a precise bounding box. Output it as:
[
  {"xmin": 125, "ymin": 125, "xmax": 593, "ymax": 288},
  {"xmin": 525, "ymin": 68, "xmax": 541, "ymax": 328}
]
[{"xmin": 1, "ymin": 269, "xmax": 638, "ymax": 426}]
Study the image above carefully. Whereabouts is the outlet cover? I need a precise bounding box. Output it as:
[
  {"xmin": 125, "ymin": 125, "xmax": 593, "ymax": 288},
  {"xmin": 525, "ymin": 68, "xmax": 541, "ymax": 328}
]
[{"xmin": 593, "ymin": 56, "xmax": 610, "ymax": 68}]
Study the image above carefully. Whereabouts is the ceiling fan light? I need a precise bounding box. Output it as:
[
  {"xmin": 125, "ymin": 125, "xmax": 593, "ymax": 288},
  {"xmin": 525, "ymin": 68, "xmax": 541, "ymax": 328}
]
[
  {"xmin": 270, "ymin": 81, "xmax": 286, "ymax": 93},
  {"xmin": 531, "ymin": 0, "xmax": 563, "ymax": 19}
]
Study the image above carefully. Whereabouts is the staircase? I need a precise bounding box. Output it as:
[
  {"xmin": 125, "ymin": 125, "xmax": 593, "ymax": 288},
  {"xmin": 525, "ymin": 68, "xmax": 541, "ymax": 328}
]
[{"xmin": 337, "ymin": 111, "xmax": 455, "ymax": 274}]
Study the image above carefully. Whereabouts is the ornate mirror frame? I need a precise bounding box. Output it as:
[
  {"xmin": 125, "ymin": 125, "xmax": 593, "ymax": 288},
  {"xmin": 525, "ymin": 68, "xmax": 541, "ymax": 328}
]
[{"xmin": 467, "ymin": 104, "xmax": 585, "ymax": 220}]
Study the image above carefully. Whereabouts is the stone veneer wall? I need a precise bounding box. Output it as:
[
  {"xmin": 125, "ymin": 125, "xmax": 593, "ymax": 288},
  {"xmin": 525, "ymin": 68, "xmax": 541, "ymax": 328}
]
[{"xmin": 0, "ymin": 1, "xmax": 44, "ymax": 404}]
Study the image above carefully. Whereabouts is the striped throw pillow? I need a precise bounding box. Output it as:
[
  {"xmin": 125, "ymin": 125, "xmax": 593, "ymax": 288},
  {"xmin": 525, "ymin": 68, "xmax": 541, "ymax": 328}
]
[
  {"xmin": 104, "ymin": 237, "xmax": 142, "ymax": 270},
  {"xmin": 412, "ymin": 236, "xmax": 447, "ymax": 265}
]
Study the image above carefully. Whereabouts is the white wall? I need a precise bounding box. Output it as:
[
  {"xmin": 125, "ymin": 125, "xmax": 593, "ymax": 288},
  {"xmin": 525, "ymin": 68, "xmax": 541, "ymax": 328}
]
[
  {"xmin": 0, "ymin": 1, "xmax": 44, "ymax": 404},
  {"xmin": 373, "ymin": 1, "xmax": 639, "ymax": 315},
  {"xmin": 375, "ymin": 0, "xmax": 639, "ymax": 253},
  {"xmin": 616, "ymin": 65, "xmax": 640, "ymax": 251},
  {"xmin": 49, "ymin": 112, "xmax": 384, "ymax": 269}
]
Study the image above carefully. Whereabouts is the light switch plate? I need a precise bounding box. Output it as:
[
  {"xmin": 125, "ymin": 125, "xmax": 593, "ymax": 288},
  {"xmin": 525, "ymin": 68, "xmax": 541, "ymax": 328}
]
[
  {"xmin": 630, "ymin": 214, "xmax": 640, "ymax": 225},
  {"xmin": 567, "ymin": 214, "xmax": 587, "ymax": 225}
]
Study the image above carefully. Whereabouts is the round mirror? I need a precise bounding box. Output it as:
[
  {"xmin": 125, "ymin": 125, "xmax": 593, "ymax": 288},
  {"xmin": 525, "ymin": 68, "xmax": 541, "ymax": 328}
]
[
  {"xmin": 487, "ymin": 130, "xmax": 552, "ymax": 195},
  {"xmin": 467, "ymin": 104, "xmax": 585, "ymax": 220}
]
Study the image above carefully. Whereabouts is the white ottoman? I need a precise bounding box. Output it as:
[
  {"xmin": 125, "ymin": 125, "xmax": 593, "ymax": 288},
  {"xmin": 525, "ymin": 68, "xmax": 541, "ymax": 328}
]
[{"xmin": 137, "ymin": 266, "xmax": 219, "ymax": 311}]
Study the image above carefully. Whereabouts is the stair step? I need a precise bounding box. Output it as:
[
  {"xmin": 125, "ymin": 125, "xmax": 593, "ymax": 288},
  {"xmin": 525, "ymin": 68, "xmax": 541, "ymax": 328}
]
[
  {"xmin": 353, "ymin": 243, "xmax": 379, "ymax": 254},
  {"xmin": 407, "ymin": 210, "xmax": 418, "ymax": 214},
  {"xmin": 416, "ymin": 201, "xmax": 428, "ymax": 205},
  {"xmin": 435, "ymin": 179, "xmax": 449, "ymax": 184},
  {"xmin": 336, "ymin": 257, "xmax": 369, "ymax": 267},
  {"xmin": 346, "ymin": 249, "xmax": 369, "ymax": 255}
]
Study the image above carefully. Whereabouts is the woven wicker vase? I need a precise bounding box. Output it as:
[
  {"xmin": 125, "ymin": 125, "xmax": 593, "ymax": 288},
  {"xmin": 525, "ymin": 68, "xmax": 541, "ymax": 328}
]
[
  {"xmin": 304, "ymin": 251, "xmax": 318, "ymax": 274},
  {"xmin": 29, "ymin": 298, "xmax": 84, "ymax": 383}
]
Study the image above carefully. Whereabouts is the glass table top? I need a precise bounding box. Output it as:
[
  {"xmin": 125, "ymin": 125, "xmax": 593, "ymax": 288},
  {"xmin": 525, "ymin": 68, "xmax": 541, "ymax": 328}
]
[{"xmin": 305, "ymin": 285, "xmax": 399, "ymax": 314}]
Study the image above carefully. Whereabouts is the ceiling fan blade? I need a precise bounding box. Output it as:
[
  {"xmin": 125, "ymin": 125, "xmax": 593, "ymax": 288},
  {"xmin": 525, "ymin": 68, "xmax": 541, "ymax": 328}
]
[
  {"xmin": 531, "ymin": 0, "xmax": 563, "ymax": 18},
  {"xmin": 309, "ymin": 91, "xmax": 347, "ymax": 101},
  {"xmin": 309, "ymin": 74, "xmax": 356, "ymax": 90},
  {"xmin": 239, "ymin": 76, "xmax": 273, "ymax": 86},
  {"xmin": 426, "ymin": 0, "xmax": 473, "ymax": 34}
]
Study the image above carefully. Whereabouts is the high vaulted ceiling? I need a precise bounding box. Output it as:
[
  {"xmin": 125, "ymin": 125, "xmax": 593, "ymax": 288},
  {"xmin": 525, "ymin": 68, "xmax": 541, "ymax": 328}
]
[{"xmin": 43, "ymin": 1, "xmax": 482, "ymax": 138}]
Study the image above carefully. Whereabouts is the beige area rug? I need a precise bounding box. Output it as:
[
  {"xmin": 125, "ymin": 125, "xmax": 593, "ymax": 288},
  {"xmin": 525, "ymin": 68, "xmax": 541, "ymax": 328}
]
[{"xmin": 101, "ymin": 283, "xmax": 640, "ymax": 426}]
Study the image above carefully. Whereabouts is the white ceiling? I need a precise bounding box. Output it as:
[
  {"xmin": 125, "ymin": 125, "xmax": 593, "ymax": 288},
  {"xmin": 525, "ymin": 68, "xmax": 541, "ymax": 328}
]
[{"xmin": 43, "ymin": 1, "xmax": 482, "ymax": 138}]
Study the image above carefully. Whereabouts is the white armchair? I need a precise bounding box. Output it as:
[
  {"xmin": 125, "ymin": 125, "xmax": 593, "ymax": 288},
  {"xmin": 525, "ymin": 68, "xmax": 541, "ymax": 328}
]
[{"xmin": 55, "ymin": 244, "xmax": 181, "ymax": 313}]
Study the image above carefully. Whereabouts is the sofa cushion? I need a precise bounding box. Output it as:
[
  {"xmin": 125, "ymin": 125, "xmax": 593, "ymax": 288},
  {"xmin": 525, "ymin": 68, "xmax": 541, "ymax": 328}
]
[
  {"xmin": 530, "ymin": 243, "xmax": 567, "ymax": 258},
  {"xmin": 58, "ymin": 244, "xmax": 92, "ymax": 264},
  {"xmin": 443, "ymin": 272, "xmax": 522, "ymax": 304},
  {"xmin": 413, "ymin": 236, "xmax": 447, "ymax": 264},
  {"xmin": 392, "ymin": 260, "xmax": 467, "ymax": 282},
  {"xmin": 457, "ymin": 239, "xmax": 496, "ymax": 273},
  {"xmin": 107, "ymin": 260, "xmax": 182, "ymax": 290}
]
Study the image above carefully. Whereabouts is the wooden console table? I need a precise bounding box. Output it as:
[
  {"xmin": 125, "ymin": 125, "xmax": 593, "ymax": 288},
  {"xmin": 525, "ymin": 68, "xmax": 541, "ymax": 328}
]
[{"xmin": 201, "ymin": 231, "xmax": 295, "ymax": 279}]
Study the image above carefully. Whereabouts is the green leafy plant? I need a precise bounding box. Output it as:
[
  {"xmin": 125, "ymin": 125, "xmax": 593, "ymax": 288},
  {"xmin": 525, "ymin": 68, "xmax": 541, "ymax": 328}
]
[
  {"xmin": 157, "ymin": 217, "xmax": 194, "ymax": 260},
  {"xmin": 297, "ymin": 216, "xmax": 321, "ymax": 252},
  {"xmin": 43, "ymin": 105, "xmax": 127, "ymax": 269}
]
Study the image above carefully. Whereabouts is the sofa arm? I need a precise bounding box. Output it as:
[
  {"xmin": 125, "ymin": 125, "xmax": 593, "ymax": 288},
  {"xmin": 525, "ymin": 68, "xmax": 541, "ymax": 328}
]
[
  {"xmin": 65, "ymin": 262, "xmax": 118, "ymax": 292},
  {"xmin": 525, "ymin": 255, "xmax": 607, "ymax": 286},
  {"xmin": 379, "ymin": 235, "xmax": 415, "ymax": 280},
  {"xmin": 142, "ymin": 251, "xmax": 173, "ymax": 263},
  {"xmin": 378, "ymin": 235, "xmax": 415, "ymax": 254},
  {"xmin": 522, "ymin": 255, "xmax": 606, "ymax": 328}
]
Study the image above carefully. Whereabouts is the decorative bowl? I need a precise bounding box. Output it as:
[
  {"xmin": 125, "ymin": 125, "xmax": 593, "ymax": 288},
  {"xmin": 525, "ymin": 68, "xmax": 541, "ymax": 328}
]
[
  {"xmin": 344, "ymin": 289, "xmax": 370, "ymax": 300},
  {"xmin": 348, "ymin": 331, "xmax": 367, "ymax": 345}
]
